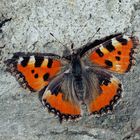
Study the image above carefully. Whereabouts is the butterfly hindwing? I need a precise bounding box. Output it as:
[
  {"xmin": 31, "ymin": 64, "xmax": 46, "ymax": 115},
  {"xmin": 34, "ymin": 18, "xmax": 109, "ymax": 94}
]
[
  {"xmin": 86, "ymin": 69, "xmax": 122, "ymax": 115},
  {"xmin": 5, "ymin": 52, "xmax": 62, "ymax": 91},
  {"xmin": 81, "ymin": 34, "xmax": 138, "ymax": 74},
  {"xmin": 41, "ymin": 73, "xmax": 82, "ymax": 122}
]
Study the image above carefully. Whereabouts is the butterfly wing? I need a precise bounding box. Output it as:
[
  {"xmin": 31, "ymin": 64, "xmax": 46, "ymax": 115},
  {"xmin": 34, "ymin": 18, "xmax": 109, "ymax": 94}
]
[
  {"xmin": 5, "ymin": 52, "xmax": 63, "ymax": 92},
  {"xmin": 85, "ymin": 68, "xmax": 122, "ymax": 115},
  {"xmin": 41, "ymin": 72, "xmax": 82, "ymax": 122},
  {"xmin": 80, "ymin": 33, "xmax": 139, "ymax": 74}
]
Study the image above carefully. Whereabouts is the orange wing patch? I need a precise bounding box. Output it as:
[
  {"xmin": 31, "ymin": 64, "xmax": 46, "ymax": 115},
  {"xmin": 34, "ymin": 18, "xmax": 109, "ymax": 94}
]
[
  {"xmin": 5, "ymin": 53, "xmax": 62, "ymax": 91},
  {"xmin": 89, "ymin": 35, "xmax": 138, "ymax": 74},
  {"xmin": 87, "ymin": 76, "xmax": 122, "ymax": 115},
  {"xmin": 42, "ymin": 90, "xmax": 82, "ymax": 122}
]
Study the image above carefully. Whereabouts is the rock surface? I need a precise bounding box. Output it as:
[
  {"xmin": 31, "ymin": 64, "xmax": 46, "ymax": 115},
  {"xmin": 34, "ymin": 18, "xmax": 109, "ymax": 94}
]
[{"xmin": 0, "ymin": 0, "xmax": 140, "ymax": 140}]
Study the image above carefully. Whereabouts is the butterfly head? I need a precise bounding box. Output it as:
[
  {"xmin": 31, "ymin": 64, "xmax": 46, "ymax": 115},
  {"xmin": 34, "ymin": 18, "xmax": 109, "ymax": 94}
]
[{"xmin": 62, "ymin": 42, "xmax": 80, "ymax": 60}]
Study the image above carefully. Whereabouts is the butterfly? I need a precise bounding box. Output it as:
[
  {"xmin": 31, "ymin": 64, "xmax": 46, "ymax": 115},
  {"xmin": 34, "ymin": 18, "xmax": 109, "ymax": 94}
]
[{"xmin": 5, "ymin": 33, "xmax": 139, "ymax": 122}]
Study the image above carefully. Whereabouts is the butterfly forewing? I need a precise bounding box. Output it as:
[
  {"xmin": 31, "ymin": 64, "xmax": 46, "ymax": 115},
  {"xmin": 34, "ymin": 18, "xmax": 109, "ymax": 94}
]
[
  {"xmin": 81, "ymin": 34, "xmax": 138, "ymax": 74},
  {"xmin": 5, "ymin": 52, "xmax": 63, "ymax": 91}
]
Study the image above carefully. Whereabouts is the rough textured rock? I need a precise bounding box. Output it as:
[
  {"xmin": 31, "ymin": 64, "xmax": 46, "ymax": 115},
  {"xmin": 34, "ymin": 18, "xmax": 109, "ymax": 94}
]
[{"xmin": 0, "ymin": 0, "xmax": 140, "ymax": 140}]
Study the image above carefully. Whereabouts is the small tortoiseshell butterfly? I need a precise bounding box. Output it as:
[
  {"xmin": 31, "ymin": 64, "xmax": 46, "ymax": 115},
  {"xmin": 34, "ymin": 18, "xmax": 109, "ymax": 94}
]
[{"xmin": 5, "ymin": 33, "xmax": 139, "ymax": 122}]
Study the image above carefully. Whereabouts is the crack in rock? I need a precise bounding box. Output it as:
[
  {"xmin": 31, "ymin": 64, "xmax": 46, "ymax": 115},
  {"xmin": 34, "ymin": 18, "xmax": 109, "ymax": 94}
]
[
  {"xmin": 0, "ymin": 17, "xmax": 12, "ymax": 32},
  {"xmin": 50, "ymin": 129, "xmax": 96, "ymax": 138}
]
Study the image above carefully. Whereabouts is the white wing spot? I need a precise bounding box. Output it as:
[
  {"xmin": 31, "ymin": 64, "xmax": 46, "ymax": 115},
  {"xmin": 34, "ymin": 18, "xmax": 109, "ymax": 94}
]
[
  {"xmin": 123, "ymin": 35, "xmax": 130, "ymax": 41},
  {"xmin": 18, "ymin": 57, "xmax": 24, "ymax": 64}
]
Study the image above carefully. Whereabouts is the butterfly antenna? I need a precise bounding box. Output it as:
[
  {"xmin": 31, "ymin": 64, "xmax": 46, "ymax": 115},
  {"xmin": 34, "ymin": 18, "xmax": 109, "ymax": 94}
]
[
  {"xmin": 73, "ymin": 22, "xmax": 88, "ymax": 41},
  {"xmin": 50, "ymin": 33, "xmax": 68, "ymax": 50},
  {"xmin": 79, "ymin": 27, "xmax": 101, "ymax": 55},
  {"xmin": 88, "ymin": 28, "xmax": 101, "ymax": 43}
]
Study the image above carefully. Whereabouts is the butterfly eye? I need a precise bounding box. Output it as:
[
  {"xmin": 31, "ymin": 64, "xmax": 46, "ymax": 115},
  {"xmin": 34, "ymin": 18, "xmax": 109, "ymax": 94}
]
[{"xmin": 71, "ymin": 43, "xmax": 74, "ymax": 50}]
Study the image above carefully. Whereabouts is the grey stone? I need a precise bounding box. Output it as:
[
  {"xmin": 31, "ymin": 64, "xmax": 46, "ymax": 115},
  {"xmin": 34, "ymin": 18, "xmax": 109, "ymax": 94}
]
[{"xmin": 0, "ymin": 0, "xmax": 140, "ymax": 139}]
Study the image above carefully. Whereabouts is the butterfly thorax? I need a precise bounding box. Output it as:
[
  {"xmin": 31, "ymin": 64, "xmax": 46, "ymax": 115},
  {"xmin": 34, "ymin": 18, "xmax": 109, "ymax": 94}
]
[{"xmin": 71, "ymin": 53, "xmax": 82, "ymax": 76}]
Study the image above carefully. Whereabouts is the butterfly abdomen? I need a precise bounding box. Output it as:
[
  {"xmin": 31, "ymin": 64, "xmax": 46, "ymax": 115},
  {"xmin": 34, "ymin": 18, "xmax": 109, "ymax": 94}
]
[{"xmin": 73, "ymin": 76, "xmax": 85, "ymax": 101}]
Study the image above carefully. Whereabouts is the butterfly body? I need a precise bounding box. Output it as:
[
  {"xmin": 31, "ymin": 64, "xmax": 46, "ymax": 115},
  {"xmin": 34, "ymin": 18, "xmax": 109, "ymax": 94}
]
[
  {"xmin": 5, "ymin": 33, "xmax": 139, "ymax": 122},
  {"xmin": 64, "ymin": 50, "xmax": 86, "ymax": 102}
]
